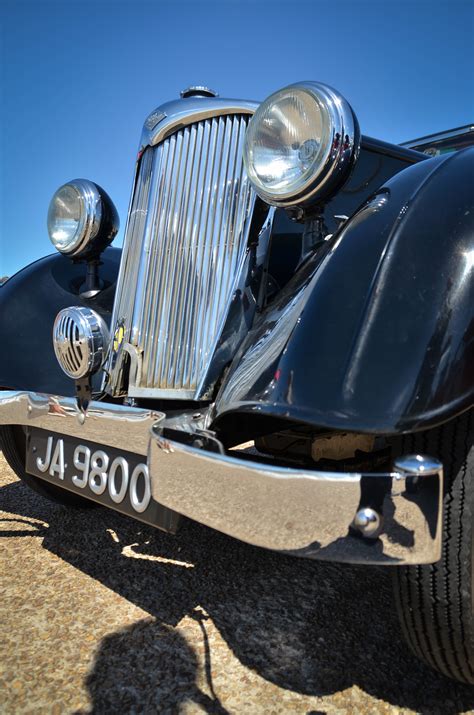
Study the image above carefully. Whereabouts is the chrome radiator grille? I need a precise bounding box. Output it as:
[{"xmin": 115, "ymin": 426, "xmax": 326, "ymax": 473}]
[{"xmin": 108, "ymin": 112, "xmax": 256, "ymax": 399}]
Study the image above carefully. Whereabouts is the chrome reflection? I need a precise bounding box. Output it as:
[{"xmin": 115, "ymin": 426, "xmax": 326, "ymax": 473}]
[
  {"xmin": 0, "ymin": 390, "xmax": 443, "ymax": 565},
  {"xmin": 53, "ymin": 306, "xmax": 109, "ymax": 379},
  {"xmin": 461, "ymin": 249, "xmax": 474, "ymax": 283},
  {"xmin": 106, "ymin": 109, "xmax": 260, "ymax": 399},
  {"xmin": 149, "ymin": 427, "xmax": 443, "ymax": 565},
  {"xmin": 0, "ymin": 390, "xmax": 162, "ymax": 456}
]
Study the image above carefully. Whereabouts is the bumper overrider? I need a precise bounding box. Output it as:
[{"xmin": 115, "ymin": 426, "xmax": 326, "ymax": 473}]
[{"xmin": 0, "ymin": 391, "xmax": 443, "ymax": 565}]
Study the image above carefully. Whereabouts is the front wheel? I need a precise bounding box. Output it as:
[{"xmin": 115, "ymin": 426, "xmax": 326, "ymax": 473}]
[
  {"xmin": 0, "ymin": 425, "xmax": 95, "ymax": 508},
  {"xmin": 391, "ymin": 409, "xmax": 474, "ymax": 684}
]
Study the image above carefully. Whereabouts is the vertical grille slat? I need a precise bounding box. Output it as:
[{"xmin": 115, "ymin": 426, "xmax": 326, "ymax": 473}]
[
  {"xmin": 168, "ymin": 122, "xmax": 200, "ymax": 388},
  {"xmin": 164, "ymin": 124, "xmax": 198, "ymax": 388},
  {"xmin": 144, "ymin": 139, "xmax": 174, "ymax": 378},
  {"xmin": 190, "ymin": 117, "xmax": 226, "ymax": 383},
  {"xmin": 138, "ymin": 146, "xmax": 160, "ymax": 377},
  {"xmin": 202, "ymin": 115, "xmax": 247, "ymax": 363},
  {"xmin": 108, "ymin": 112, "xmax": 256, "ymax": 398},
  {"xmin": 161, "ymin": 126, "xmax": 195, "ymax": 387},
  {"xmin": 180, "ymin": 119, "xmax": 211, "ymax": 390},
  {"xmin": 117, "ymin": 148, "xmax": 154, "ymax": 346}
]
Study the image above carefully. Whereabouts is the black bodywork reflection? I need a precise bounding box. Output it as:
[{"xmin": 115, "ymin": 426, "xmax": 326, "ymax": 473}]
[{"xmin": 214, "ymin": 148, "xmax": 474, "ymax": 435}]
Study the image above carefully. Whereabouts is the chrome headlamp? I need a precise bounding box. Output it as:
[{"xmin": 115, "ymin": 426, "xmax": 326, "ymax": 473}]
[
  {"xmin": 243, "ymin": 82, "xmax": 360, "ymax": 208},
  {"xmin": 47, "ymin": 179, "xmax": 119, "ymax": 257}
]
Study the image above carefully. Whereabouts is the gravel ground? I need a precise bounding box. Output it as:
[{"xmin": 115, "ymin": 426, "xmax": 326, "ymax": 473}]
[{"xmin": 1, "ymin": 450, "xmax": 473, "ymax": 714}]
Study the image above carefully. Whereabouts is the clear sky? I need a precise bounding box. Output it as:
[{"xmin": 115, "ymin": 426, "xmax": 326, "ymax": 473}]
[{"xmin": 1, "ymin": 0, "xmax": 473, "ymax": 277}]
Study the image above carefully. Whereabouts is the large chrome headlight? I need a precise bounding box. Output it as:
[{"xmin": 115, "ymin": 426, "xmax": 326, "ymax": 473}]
[
  {"xmin": 243, "ymin": 82, "xmax": 360, "ymax": 208},
  {"xmin": 47, "ymin": 179, "xmax": 119, "ymax": 257}
]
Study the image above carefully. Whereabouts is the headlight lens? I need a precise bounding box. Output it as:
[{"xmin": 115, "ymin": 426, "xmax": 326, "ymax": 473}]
[
  {"xmin": 244, "ymin": 82, "xmax": 359, "ymax": 208},
  {"xmin": 47, "ymin": 183, "xmax": 89, "ymax": 253},
  {"xmin": 47, "ymin": 179, "xmax": 119, "ymax": 257}
]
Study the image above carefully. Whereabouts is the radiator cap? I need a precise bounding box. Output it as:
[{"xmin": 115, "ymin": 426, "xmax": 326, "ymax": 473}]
[{"xmin": 180, "ymin": 86, "xmax": 219, "ymax": 98}]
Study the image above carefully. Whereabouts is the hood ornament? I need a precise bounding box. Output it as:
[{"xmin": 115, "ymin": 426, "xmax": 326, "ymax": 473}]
[{"xmin": 180, "ymin": 86, "xmax": 219, "ymax": 99}]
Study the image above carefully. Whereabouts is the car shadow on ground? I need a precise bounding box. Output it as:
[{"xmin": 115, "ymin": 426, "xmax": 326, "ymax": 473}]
[{"xmin": 1, "ymin": 476, "xmax": 473, "ymax": 714}]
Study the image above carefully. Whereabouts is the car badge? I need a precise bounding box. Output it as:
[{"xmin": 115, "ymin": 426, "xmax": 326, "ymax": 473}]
[
  {"xmin": 113, "ymin": 323, "xmax": 125, "ymax": 352},
  {"xmin": 144, "ymin": 110, "xmax": 166, "ymax": 131}
]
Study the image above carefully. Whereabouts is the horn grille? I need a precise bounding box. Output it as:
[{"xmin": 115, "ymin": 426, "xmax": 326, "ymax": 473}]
[{"xmin": 53, "ymin": 307, "xmax": 109, "ymax": 379}]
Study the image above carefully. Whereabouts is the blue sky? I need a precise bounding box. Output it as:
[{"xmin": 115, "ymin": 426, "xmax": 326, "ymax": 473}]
[{"xmin": 1, "ymin": 0, "xmax": 473, "ymax": 277}]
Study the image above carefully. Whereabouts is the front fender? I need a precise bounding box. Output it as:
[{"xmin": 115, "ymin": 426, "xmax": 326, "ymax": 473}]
[
  {"xmin": 0, "ymin": 247, "xmax": 121, "ymax": 394},
  {"xmin": 214, "ymin": 147, "xmax": 474, "ymax": 434}
]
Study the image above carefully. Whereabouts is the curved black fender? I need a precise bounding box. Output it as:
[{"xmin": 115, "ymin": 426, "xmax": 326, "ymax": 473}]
[
  {"xmin": 214, "ymin": 147, "xmax": 474, "ymax": 435},
  {"xmin": 0, "ymin": 247, "xmax": 121, "ymax": 394}
]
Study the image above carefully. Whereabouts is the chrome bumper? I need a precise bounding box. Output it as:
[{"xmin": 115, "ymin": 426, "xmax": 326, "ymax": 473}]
[{"xmin": 0, "ymin": 391, "xmax": 443, "ymax": 565}]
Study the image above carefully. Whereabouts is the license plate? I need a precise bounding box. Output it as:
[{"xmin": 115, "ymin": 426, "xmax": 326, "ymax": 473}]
[{"xmin": 25, "ymin": 428, "xmax": 173, "ymax": 529}]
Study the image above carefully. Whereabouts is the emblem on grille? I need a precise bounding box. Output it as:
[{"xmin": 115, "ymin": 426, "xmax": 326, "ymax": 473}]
[
  {"xmin": 144, "ymin": 110, "xmax": 166, "ymax": 131},
  {"xmin": 113, "ymin": 323, "xmax": 125, "ymax": 352}
]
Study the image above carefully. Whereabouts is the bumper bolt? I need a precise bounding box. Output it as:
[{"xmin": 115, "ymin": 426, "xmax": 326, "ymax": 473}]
[
  {"xmin": 353, "ymin": 507, "xmax": 382, "ymax": 538},
  {"xmin": 394, "ymin": 454, "xmax": 443, "ymax": 476}
]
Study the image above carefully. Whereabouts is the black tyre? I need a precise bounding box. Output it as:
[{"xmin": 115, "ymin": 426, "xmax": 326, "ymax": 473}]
[
  {"xmin": 0, "ymin": 425, "xmax": 95, "ymax": 508},
  {"xmin": 391, "ymin": 409, "xmax": 474, "ymax": 683}
]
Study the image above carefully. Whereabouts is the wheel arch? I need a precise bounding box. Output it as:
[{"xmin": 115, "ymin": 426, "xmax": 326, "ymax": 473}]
[{"xmin": 214, "ymin": 148, "xmax": 474, "ymax": 435}]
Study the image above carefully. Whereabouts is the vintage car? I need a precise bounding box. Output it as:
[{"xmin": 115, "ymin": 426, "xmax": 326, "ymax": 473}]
[{"xmin": 1, "ymin": 82, "xmax": 473, "ymax": 684}]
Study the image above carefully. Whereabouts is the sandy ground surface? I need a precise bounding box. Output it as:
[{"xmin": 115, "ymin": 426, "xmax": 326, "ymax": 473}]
[{"xmin": 1, "ymin": 450, "xmax": 473, "ymax": 714}]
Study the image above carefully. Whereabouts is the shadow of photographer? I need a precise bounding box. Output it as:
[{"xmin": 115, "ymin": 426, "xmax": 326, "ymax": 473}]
[
  {"xmin": 1, "ymin": 475, "xmax": 473, "ymax": 714},
  {"xmin": 79, "ymin": 618, "xmax": 229, "ymax": 714}
]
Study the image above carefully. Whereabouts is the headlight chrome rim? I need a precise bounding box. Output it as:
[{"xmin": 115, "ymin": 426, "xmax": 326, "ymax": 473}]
[
  {"xmin": 47, "ymin": 179, "xmax": 112, "ymax": 257},
  {"xmin": 244, "ymin": 81, "xmax": 360, "ymax": 208}
]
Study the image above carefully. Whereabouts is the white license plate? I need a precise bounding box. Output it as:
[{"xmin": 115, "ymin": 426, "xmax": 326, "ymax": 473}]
[{"xmin": 26, "ymin": 428, "xmax": 156, "ymax": 520}]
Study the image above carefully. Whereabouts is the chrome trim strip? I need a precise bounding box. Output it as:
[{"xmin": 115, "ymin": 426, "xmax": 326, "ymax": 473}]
[
  {"xmin": 0, "ymin": 391, "xmax": 443, "ymax": 565},
  {"xmin": 401, "ymin": 124, "xmax": 474, "ymax": 148},
  {"xmin": 140, "ymin": 96, "xmax": 259, "ymax": 149},
  {"xmin": 0, "ymin": 391, "xmax": 162, "ymax": 456}
]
